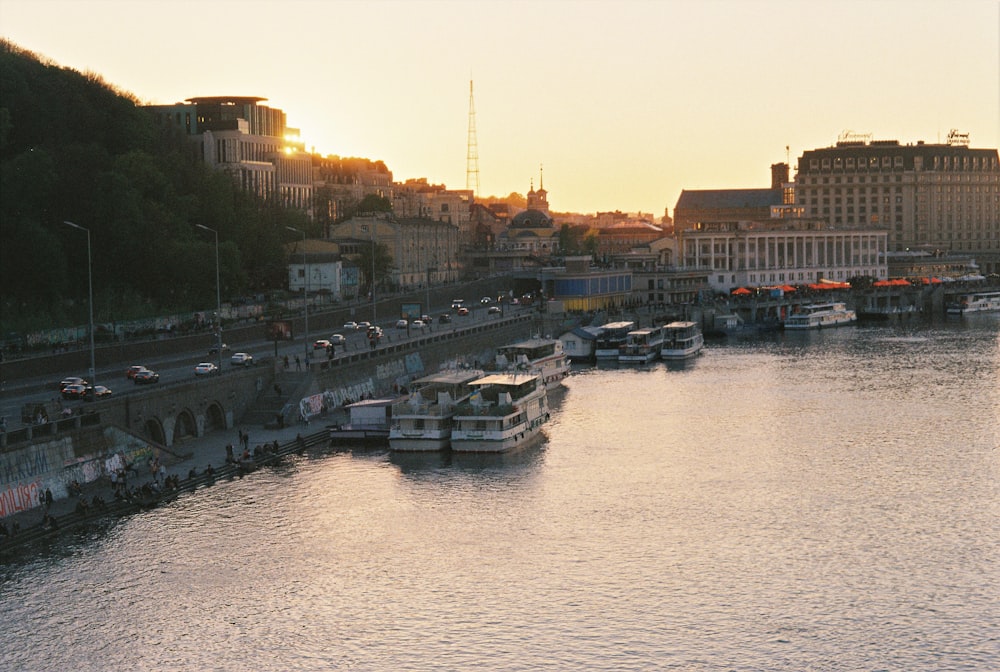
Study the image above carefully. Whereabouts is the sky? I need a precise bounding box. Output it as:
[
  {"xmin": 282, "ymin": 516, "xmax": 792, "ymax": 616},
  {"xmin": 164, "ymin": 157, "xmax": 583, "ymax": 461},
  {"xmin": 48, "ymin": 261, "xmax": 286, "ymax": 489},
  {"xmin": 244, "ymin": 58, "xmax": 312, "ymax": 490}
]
[{"xmin": 2, "ymin": 0, "xmax": 998, "ymax": 216}]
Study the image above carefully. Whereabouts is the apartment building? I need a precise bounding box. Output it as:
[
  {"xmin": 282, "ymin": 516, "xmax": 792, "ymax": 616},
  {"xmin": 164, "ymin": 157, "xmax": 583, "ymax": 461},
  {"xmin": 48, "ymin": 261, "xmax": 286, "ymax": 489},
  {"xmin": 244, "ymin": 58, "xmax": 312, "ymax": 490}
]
[
  {"xmin": 796, "ymin": 135, "xmax": 1000, "ymax": 272},
  {"xmin": 146, "ymin": 96, "xmax": 313, "ymax": 213}
]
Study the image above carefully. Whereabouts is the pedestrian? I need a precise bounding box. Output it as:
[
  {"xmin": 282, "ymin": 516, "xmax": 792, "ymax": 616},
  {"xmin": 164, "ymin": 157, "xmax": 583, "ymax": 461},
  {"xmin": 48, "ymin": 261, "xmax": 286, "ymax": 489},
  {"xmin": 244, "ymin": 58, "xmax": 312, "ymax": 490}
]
[
  {"xmin": 44, "ymin": 487, "xmax": 53, "ymax": 510},
  {"xmin": 295, "ymin": 355, "xmax": 301, "ymax": 371},
  {"xmin": 283, "ymin": 355, "xmax": 289, "ymax": 370}
]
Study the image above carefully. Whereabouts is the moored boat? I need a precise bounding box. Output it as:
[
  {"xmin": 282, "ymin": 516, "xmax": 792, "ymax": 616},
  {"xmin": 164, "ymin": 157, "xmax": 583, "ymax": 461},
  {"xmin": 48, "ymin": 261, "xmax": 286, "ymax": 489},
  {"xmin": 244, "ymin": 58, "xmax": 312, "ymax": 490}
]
[
  {"xmin": 328, "ymin": 397, "xmax": 396, "ymax": 446},
  {"xmin": 660, "ymin": 321, "xmax": 704, "ymax": 360},
  {"xmin": 619, "ymin": 326, "xmax": 664, "ymax": 363},
  {"xmin": 946, "ymin": 290, "xmax": 1000, "ymax": 315},
  {"xmin": 784, "ymin": 302, "xmax": 857, "ymax": 330},
  {"xmin": 496, "ymin": 337, "xmax": 570, "ymax": 389},
  {"xmin": 388, "ymin": 368, "xmax": 484, "ymax": 452},
  {"xmin": 594, "ymin": 321, "xmax": 635, "ymax": 360},
  {"xmin": 450, "ymin": 372, "xmax": 549, "ymax": 453}
]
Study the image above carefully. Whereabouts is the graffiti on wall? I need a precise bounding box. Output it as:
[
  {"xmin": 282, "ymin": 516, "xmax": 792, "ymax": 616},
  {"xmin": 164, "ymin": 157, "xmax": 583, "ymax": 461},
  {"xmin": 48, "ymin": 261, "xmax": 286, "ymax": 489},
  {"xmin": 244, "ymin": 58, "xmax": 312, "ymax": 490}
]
[{"xmin": 0, "ymin": 480, "xmax": 41, "ymax": 518}]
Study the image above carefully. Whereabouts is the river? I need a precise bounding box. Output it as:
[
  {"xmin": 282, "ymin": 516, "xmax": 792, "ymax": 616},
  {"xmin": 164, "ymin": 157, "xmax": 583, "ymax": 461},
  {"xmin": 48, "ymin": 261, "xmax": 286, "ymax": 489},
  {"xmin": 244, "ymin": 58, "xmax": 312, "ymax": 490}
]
[{"xmin": 2, "ymin": 314, "xmax": 998, "ymax": 671}]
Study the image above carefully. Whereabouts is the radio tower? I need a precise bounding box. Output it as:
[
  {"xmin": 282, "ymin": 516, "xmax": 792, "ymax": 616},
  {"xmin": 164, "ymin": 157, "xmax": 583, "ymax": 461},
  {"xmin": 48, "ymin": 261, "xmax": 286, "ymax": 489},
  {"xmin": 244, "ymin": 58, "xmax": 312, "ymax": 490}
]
[{"xmin": 466, "ymin": 79, "xmax": 480, "ymax": 196}]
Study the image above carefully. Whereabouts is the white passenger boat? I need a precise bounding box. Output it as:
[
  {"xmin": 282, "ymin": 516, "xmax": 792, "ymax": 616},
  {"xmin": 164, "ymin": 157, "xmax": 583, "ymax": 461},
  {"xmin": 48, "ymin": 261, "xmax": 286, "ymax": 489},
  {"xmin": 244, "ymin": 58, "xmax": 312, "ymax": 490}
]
[
  {"xmin": 946, "ymin": 291, "xmax": 1000, "ymax": 315},
  {"xmin": 660, "ymin": 321, "xmax": 704, "ymax": 360},
  {"xmin": 784, "ymin": 302, "xmax": 857, "ymax": 330},
  {"xmin": 619, "ymin": 326, "xmax": 664, "ymax": 363},
  {"xmin": 496, "ymin": 337, "xmax": 570, "ymax": 389},
  {"xmin": 388, "ymin": 368, "xmax": 485, "ymax": 452},
  {"xmin": 450, "ymin": 372, "xmax": 550, "ymax": 453},
  {"xmin": 594, "ymin": 321, "xmax": 635, "ymax": 360}
]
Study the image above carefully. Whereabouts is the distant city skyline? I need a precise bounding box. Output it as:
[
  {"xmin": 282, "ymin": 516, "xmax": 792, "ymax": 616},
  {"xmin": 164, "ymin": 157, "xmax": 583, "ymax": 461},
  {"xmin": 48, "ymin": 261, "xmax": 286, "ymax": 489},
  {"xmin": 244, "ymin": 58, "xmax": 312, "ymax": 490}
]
[{"xmin": 2, "ymin": 0, "xmax": 997, "ymax": 215}]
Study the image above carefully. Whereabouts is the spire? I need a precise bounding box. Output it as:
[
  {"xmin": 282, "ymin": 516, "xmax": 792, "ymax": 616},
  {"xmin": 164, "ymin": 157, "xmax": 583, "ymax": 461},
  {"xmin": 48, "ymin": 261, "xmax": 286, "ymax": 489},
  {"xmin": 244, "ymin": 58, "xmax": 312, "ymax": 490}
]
[{"xmin": 539, "ymin": 163, "xmax": 544, "ymax": 191}]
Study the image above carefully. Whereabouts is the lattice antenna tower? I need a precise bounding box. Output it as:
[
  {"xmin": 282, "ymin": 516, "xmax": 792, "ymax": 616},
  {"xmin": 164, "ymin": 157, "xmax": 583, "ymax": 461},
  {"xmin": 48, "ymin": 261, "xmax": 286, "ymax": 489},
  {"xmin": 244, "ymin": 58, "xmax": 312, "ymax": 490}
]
[{"xmin": 466, "ymin": 79, "xmax": 480, "ymax": 196}]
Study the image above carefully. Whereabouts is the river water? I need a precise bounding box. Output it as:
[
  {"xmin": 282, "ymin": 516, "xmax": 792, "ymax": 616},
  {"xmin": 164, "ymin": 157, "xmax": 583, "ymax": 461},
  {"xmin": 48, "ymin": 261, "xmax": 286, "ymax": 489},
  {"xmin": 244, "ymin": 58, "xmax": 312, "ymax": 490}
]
[{"xmin": 2, "ymin": 315, "xmax": 998, "ymax": 671}]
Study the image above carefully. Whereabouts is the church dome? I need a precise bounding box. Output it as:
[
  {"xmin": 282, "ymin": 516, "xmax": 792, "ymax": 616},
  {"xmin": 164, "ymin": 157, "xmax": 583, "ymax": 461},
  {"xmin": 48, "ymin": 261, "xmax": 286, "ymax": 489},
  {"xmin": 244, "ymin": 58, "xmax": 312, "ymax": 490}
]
[{"xmin": 510, "ymin": 208, "xmax": 553, "ymax": 228}]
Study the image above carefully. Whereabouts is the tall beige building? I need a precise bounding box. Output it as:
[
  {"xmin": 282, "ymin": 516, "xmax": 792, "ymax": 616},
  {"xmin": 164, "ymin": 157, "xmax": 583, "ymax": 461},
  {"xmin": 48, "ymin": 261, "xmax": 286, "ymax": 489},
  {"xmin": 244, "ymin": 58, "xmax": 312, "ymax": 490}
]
[{"xmin": 795, "ymin": 134, "xmax": 1000, "ymax": 273}]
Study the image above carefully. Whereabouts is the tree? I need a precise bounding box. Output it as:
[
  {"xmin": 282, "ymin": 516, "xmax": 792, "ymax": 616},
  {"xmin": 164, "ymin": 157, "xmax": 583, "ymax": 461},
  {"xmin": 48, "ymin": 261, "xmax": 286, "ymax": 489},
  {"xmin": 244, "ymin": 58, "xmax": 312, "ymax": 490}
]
[{"xmin": 356, "ymin": 241, "xmax": 394, "ymax": 294}]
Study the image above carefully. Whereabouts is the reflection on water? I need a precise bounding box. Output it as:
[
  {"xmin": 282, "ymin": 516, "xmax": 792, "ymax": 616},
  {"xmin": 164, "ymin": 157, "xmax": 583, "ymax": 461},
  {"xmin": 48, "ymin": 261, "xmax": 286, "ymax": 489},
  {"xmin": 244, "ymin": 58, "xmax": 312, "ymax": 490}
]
[{"xmin": 1, "ymin": 315, "xmax": 998, "ymax": 671}]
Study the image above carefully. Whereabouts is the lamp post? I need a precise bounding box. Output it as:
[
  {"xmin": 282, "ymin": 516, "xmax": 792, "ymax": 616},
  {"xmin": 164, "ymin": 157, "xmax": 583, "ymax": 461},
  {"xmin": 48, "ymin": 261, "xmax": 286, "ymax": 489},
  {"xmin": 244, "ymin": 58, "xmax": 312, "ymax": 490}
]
[
  {"xmin": 285, "ymin": 226, "xmax": 309, "ymax": 360},
  {"xmin": 63, "ymin": 221, "xmax": 96, "ymax": 387},
  {"xmin": 195, "ymin": 224, "xmax": 223, "ymax": 373},
  {"xmin": 370, "ymin": 225, "xmax": 377, "ymax": 326}
]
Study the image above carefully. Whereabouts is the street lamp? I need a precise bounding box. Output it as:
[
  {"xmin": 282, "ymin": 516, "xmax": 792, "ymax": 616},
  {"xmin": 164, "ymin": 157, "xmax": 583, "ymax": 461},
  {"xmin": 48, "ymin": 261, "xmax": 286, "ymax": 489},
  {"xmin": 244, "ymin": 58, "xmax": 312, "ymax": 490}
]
[
  {"xmin": 370, "ymin": 225, "xmax": 377, "ymax": 326},
  {"xmin": 63, "ymin": 221, "xmax": 96, "ymax": 387},
  {"xmin": 195, "ymin": 224, "xmax": 223, "ymax": 373},
  {"xmin": 285, "ymin": 226, "xmax": 309, "ymax": 360}
]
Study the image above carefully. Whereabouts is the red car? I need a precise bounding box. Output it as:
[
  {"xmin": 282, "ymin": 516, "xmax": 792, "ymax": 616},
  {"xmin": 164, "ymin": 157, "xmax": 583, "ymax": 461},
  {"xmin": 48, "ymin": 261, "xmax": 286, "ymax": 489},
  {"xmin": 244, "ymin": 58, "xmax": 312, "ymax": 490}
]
[{"xmin": 126, "ymin": 365, "xmax": 149, "ymax": 380}]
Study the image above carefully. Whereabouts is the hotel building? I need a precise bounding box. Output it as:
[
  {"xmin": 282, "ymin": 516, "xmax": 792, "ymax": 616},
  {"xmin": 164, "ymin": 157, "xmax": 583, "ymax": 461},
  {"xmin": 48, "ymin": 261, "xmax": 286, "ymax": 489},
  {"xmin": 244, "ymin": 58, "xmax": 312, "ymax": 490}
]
[{"xmin": 795, "ymin": 134, "xmax": 1000, "ymax": 273}]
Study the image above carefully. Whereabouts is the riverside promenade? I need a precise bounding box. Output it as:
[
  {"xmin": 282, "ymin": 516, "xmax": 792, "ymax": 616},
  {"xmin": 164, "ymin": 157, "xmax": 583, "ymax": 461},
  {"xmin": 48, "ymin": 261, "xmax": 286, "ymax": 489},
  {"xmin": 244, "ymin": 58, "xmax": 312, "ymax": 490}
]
[{"xmin": 0, "ymin": 415, "xmax": 343, "ymax": 557}]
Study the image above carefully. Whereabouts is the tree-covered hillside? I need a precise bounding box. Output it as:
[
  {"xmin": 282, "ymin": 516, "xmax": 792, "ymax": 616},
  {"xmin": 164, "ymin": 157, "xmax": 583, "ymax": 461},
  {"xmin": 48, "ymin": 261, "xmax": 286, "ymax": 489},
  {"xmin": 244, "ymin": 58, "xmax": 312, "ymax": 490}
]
[{"xmin": 0, "ymin": 40, "xmax": 313, "ymax": 335}]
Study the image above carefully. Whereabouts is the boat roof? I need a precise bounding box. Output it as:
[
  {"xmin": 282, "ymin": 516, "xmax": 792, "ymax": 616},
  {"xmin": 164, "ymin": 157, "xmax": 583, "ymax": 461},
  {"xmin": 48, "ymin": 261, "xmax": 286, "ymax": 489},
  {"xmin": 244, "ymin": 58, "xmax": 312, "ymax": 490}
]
[
  {"xmin": 664, "ymin": 321, "xmax": 697, "ymax": 328},
  {"xmin": 345, "ymin": 396, "xmax": 399, "ymax": 409},
  {"xmin": 501, "ymin": 337, "xmax": 558, "ymax": 349},
  {"xmin": 411, "ymin": 369, "xmax": 484, "ymax": 386},
  {"xmin": 471, "ymin": 372, "xmax": 540, "ymax": 386}
]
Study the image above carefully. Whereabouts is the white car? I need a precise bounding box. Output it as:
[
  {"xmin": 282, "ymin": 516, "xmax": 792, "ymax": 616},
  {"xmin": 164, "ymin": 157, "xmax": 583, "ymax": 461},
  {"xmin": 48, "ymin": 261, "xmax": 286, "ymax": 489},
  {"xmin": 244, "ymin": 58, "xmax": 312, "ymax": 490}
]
[
  {"xmin": 411, "ymin": 319, "xmax": 426, "ymax": 329},
  {"xmin": 343, "ymin": 321, "xmax": 359, "ymax": 330},
  {"xmin": 480, "ymin": 296, "xmax": 491, "ymax": 304},
  {"xmin": 395, "ymin": 319, "xmax": 408, "ymax": 329},
  {"xmin": 231, "ymin": 352, "xmax": 254, "ymax": 367},
  {"xmin": 330, "ymin": 334, "xmax": 347, "ymax": 345},
  {"xmin": 194, "ymin": 362, "xmax": 219, "ymax": 376}
]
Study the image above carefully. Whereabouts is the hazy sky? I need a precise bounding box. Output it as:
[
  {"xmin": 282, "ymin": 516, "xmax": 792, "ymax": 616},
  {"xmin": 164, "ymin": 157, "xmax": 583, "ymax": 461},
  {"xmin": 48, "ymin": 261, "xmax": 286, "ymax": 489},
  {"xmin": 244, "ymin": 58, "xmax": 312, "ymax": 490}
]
[{"xmin": 2, "ymin": 0, "xmax": 998, "ymax": 215}]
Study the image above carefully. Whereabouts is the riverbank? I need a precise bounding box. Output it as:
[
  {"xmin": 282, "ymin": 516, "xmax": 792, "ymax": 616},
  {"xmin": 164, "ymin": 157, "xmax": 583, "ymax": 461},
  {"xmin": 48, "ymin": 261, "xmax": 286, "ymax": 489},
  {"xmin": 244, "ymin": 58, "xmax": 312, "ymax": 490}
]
[{"xmin": 0, "ymin": 415, "xmax": 343, "ymax": 557}]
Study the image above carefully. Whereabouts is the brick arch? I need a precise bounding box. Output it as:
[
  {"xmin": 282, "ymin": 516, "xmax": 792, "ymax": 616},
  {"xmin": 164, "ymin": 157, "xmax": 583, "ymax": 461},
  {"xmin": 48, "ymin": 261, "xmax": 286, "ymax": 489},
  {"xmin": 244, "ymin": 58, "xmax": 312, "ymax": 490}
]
[
  {"xmin": 143, "ymin": 417, "xmax": 166, "ymax": 445},
  {"xmin": 172, "ymin": 409, "xmax": 198, "ymax": 444},
  {"xmin": 203, "ymin": 401, "xmax": 226, "ymax": 433}
]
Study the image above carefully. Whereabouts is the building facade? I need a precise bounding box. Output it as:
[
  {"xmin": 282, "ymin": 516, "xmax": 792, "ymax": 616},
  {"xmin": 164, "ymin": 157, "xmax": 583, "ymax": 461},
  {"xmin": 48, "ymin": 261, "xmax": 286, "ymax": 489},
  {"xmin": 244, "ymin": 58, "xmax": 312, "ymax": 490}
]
[
  {"xmin": 146, "ymin": 96, "xmax": 313, "ymax": 214},
  {"xmin": 795, "ymin": 134, "xmax": 1000, "ymax": 272},
  {"xmin": 679, "ymin": 220, "xmax": 888, "ymax": 292}
]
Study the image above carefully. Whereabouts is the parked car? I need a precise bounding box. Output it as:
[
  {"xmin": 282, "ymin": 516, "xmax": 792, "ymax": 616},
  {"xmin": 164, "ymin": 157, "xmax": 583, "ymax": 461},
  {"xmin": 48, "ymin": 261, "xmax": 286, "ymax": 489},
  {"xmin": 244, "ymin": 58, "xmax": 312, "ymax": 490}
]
[
  {"xmin": 343, "ymin": 321, "xmax": 360, "ymax": 331},
  {"xmin": 330, "ymin": 334, "xmax": 347, "ymax": 346},
  {"xmin": 395, "ymin": 319, "xmax": 409, "ymax": 329},
  {"xmin": 313, "ymin": 339, "xmax": 332, "ymax": 350},
  {"xmin": 61, "ymin": 383, "xmax": 88, "ymax": 400},
  {"xmin": 488, "ymin": 306, "xmax": 502, "ymax": 315},
  {"xmin": 456, "ymin": 307, "xmax": 470, "ymax": 316},
  {"xmin": 231, "ymin": 352, "xmax": 255, "ymax": 366},
  {"xmin": 438, "ymin": 313, "xmax": 451, "ymax": 324},
  {"xmin": 133, "ymin": 369, "xmax": 160, "ymax": 384},
  {"xmin": 195, "ymin": 362, "xmax": 219, "ymax": 376},
  {"xmin": 84, "ymin": 385, "xmax": 112, "ymax": 401},
  {"xmin": 125, "ymin": 365, "xmax": 149, "ymax": 380},
  {"xmin": 59, "ymin": 376, "xmax": 88, "ymax": 391}
]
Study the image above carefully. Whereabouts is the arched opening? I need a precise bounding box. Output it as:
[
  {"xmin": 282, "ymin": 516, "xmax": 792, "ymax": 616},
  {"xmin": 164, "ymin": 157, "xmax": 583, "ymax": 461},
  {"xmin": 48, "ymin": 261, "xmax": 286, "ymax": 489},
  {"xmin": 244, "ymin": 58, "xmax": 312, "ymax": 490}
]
[
  {"xmin": 203, "ymin": 402, "xmax": 226, "ymax": 433},
  {"xmin": 143, "ymin": 418, "xmax": 166, "ymax": 445},
  {"xmin": 172, "ymin": 409, "xmax": 198, "ymax": 444}
]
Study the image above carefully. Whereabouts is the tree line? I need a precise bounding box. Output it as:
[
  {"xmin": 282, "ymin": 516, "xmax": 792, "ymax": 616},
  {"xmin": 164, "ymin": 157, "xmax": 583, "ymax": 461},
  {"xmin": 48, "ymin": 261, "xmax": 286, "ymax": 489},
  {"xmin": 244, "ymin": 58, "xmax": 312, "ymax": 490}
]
[{"xmin": 0, "ymin": 40, "xmax": 315, "ymax": 337}]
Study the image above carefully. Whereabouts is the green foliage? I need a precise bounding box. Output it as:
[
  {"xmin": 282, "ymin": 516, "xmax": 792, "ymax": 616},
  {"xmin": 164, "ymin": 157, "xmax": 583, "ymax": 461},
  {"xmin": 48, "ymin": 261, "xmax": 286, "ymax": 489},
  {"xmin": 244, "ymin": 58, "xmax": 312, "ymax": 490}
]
[
  {"xmin": 0, "ymin": 41, "xmax": 309, "ymax": 334},
  {"xmin": 356, "ymin": 242, "xmax": 394, "ymax": 292}
]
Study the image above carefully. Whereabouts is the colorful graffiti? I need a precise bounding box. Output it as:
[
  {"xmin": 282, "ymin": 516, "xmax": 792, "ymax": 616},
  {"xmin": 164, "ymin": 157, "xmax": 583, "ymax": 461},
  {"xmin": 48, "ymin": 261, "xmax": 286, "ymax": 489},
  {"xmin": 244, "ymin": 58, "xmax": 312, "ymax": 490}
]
[{"xmin": 0, "ymin": 480, "xmax": 41, "ymax": 518}]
